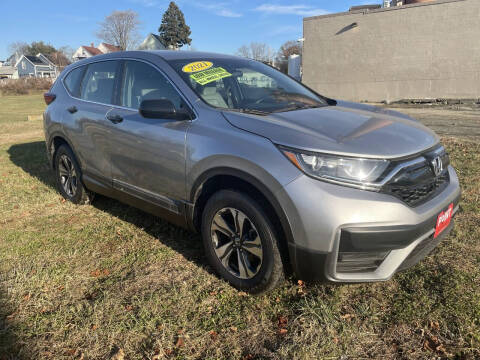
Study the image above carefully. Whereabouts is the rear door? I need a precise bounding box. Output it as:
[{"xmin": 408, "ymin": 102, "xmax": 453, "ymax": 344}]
[
  {"xmin": 63, "ymin": 60, "xmax": 120, "ymax": 184},
  {"xmin": 105, "ymin": 60, "xmax": 192, "ymax": 208}
]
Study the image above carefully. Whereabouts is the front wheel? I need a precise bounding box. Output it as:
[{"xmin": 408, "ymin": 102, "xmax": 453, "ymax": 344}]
[{"xmin": 201, "ymin": 190, "xmax": 285, "ymax": 294}]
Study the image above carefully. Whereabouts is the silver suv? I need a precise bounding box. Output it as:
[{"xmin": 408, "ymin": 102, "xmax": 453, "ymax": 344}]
[{"xmin": 43, "ymin": 51, "xmax": 461, "ymax": 293}]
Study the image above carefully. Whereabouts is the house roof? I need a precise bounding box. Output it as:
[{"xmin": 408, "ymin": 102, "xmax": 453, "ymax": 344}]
[
  {"xmin": 100, "ymin": 43, "xmax": 121, "ymax": 52},
  {"xmin": 25, "ymin": 55, "xmax": 47, "ymax": 65},
  {"xmin": 82, "ymin": 46, "xmax": 103, "ymax": 56}
]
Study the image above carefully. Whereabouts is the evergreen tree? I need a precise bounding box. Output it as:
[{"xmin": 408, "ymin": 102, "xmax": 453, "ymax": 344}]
[{"xmin": 158, "ymin": 2, "xmax": 192, "ymax": 49}]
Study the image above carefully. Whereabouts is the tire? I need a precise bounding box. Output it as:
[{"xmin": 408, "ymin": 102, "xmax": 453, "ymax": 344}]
[
  {"xmin": 201, "ymin": 190, "xmax": 285, "ymax": 294},
  {"xmin": 54, "ymin": 145, "xmax": 94, "ymax": 205}
]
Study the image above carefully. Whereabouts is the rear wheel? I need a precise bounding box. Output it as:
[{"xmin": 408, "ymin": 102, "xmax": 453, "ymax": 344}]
[
  {"xmin": 54, "ymin": 145, "xmax": 93, "ymax": 205},
  {"xmin": 201, "ymin": 190, "xmax": 284, "ymax": 294}
]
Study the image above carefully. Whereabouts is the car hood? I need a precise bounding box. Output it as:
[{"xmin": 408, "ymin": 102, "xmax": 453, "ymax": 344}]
[{"xmin": 222, "ymin": 102, "xmax": 439, "ymax": 159}]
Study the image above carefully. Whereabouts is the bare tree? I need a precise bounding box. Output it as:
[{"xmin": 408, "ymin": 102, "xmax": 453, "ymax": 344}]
[
  {"xmin": 236, "ymin": 42, "xmax": 275, "ymax": 64},
  {"xmin": 57, "ymin": 46, "xmax": 75, "ymax": 62},
  {"xmin": 96, "ymin": 10, "xmax": 141, "ymax": 50},
  {"xmin": 276, "ymin": 40, "xmax": 302, "ymax": 73},
  {"xmin": 236, "ymin": 45, "xmax": 251, "ymax": 58},
  {"xmin": 7, "ymin": 41, "xmax": 28, "ymax": 56}
]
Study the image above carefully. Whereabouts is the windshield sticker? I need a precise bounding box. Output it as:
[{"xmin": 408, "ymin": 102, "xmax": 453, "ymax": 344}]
[
  {"xmin": 182, "ymin": 61, "xmax": 213, "ymax": 73},
  {"xmin": 190, "ymin": 67, "xmax": 232, "ymax": 86}
]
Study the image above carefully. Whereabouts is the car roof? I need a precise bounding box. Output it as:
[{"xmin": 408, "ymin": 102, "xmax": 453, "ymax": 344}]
[
  {"xmin": 62, "ymin": 50, "xmax": 246, "ymax": 74},
  {"xmin": 147, "ymin": 50, "xmax": 242, "ymax": 61}
]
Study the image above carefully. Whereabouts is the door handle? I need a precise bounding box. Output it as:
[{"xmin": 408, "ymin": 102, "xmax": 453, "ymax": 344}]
[
  {"xmin": 106, "ymin": 113, "xmax": 123, "ymax": 124},
  {"xmin": 67, "ymin": 106, "xmax": 77, "ymax": 114}
]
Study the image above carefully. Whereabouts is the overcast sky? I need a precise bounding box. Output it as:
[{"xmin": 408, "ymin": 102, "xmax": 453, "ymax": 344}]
[{"xmin": 0, "ymin": 0, "xmax": 371, "ymax": 59}]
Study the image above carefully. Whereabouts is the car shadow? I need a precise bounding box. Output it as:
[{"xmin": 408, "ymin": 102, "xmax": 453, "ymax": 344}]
[{"xmin": 7, "ymin": 141, "xmax": 208, "ymax": 271}]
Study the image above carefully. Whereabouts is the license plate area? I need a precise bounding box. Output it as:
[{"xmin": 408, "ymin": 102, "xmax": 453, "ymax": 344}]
[{"xmin": 434, "ymin": 203, "xmax": 454, "ymax": 238}]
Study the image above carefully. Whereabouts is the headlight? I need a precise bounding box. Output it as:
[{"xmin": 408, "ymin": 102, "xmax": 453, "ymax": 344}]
[{"xmin": 281, "ymin": 148, "xmax": 389, "ymax": 189}]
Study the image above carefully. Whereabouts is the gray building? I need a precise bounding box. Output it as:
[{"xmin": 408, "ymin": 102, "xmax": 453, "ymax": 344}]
[
  {"xmin": 303, "ymin": 0, "xmax": 480, "ymax": 102},
  {"xmin": 15, "ymin": 54, "xmax": 57, "ymax": 78}
]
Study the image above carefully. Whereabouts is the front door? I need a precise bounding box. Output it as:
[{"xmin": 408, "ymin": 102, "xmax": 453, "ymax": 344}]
[{"xmin": 106, "ymin": 60, "xmax": 191, "ymax": 211}]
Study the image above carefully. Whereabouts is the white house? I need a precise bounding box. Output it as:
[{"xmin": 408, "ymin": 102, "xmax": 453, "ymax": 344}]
[
  {"xmin": 73, "ymin": 42, "xmax": 120, "ymax": 62},
  {"xmin": 0, "ymin": 66, "xmax": 18, "ymax": 79},
  {"xmin": 137, "ymin": 34, "xmax": 166, "ymax": 51}
]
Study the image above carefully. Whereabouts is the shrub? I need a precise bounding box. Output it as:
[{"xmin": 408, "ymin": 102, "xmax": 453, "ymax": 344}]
[{"xmin": 0, "ymin": 77, "xmax": 54, "ymax": 95}]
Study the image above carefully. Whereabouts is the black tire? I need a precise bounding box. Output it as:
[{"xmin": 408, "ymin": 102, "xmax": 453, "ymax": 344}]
[
  {"xmin": 201, "ymin": 190, "xmax": 285, "ymax": 294},
  {"xmin": 54, "ymin": 145, "xmax": 93, "ymax": 205}
]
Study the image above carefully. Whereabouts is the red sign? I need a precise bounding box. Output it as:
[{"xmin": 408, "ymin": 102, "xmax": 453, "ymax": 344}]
[{"xmin": 434, "ymin": 203, "xmax": 454, "ymax": 239}]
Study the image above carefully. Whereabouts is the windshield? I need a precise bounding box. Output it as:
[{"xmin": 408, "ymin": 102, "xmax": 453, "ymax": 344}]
[{"xmin": 167, "ymin": 57, "xmax": 327, "ymax": 114}]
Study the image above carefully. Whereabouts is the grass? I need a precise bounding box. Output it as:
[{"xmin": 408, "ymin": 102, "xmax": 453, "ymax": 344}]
[{"xmin": 0, "ymin": 94, "xmax": 479, "ymax": 359}]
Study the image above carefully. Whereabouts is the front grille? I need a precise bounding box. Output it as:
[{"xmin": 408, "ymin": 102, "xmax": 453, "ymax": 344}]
[
  {"xmin": 382, "ymin": 148, "xmax": 451, "ymax": 207},
  {"xmin": 389, "ymin": 172, "xmax": 450, "ymax": 207}
]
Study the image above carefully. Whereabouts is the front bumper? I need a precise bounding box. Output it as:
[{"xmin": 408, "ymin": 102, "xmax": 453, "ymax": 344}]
[{"xmin": 277, "ymin": 166, "xmax": 461, "ymax": 282}]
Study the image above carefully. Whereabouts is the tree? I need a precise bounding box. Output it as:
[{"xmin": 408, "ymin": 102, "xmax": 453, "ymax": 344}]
[
  {"xmin": 236, "ymin": 45, "xmax": 250, "ymax": 58},
  {"xmin": 57, "ymin": 46, "xmax": 75, "ymax": 62},
  {"xmin": 276, "ymin": 40, "xmax": 302, "ymax": 73},
  {"xmin": 236, "ymin": 42, "xmax": 275, "ymax": 65},
  {"xmin": 96, "ymin": 10, "xmax": 141, "ymax": 50},
  {"xmin": 158, "ymin": 2, "xmax": 192, "ymax": 49},
  {"xmin": 8, "ymin": 41, "xmax": 29, "ymax": 56},
  {"xmin": 25, "ymin": 41, "xmax": 57, "ymax": 56}
]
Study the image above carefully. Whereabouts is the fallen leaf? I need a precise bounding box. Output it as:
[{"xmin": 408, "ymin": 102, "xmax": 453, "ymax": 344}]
[
  {"xmin": 125, "ymin": 305, "xmax": 133, "ymax": 311},
  {"xmin": 164, "ymin": 348, "xmax": 174, "ymax": 356},
  {"xmin": 65, "ymin": 349, "xmax": 76, "ymax": 356},
  {"xmin": 278, "ymin": 328, "xmax": 288, "ymax": 335},
  {"xmin": 91, "ymin": 324, "xmax": 98, "ymax": 331},
  {"xmin": 23, "ymin": 293, "xmax": 31, "ymax": 302},
  {"xmin": 340, "ymin": 313, "xmax": 355, "ymax": 321},
  {"xmin": 175, "ymin": 336, "xmax": 185, "ymax": 348},
  {"xmin": 209, "ymin": 330, "xmax": 218, "ymax": 340},
  {"xmin": 429, "ymin": 320, "xmax": 440, "ymax": 331},
  {"xmin": 278, "ymin": 315, "xmax": 288, "ymax": 328},
  {"xmin": 230, "ymin": 326, "xmax": 238, "ymax": 332},
  {"xmin": 110, "ymin": 348, "xmax": 125, "ymax": 360},
  {"xmin": 238, "ymin": 291, "xmax": 248, "ymax": 297},
  {"xmin": 297, "ymin": 279, "xmax": 304, "ymax": 287}
]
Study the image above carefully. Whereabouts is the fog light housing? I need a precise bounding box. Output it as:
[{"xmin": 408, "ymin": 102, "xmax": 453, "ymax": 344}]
[{"xmin": 336, "ymin": 251, "xmax": 389, "ymax": 273}]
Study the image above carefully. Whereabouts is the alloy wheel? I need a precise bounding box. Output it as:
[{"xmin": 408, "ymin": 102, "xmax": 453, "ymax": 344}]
[
  {"xmin": 58, "ymin": 154, "xmax": 78, "ymax": 197},
  {"xmin": 210, "ymin": 207, "xmax": 263, "ymax": 279}
]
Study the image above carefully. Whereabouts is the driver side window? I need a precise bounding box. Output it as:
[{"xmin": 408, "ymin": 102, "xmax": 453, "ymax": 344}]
[{"xmin": 120, "ymin": 60, "xmax": 183, "ymax": 110}]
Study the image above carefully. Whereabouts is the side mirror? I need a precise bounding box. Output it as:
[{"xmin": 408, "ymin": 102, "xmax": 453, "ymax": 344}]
[{"xmin": 139, "ymin": 99, "xmax": 190, "ymax": 120}]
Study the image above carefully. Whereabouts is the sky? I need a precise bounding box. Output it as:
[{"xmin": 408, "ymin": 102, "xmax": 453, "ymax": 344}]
[{"xmin": 0, "ymin": 0, "xmax": 371, "ymax": 60}]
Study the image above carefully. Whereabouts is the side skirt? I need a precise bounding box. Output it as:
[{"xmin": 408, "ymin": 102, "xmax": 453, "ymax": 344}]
[{"xmin": 82, "ymin": 173, "xmax": 191, "ymax": 229}]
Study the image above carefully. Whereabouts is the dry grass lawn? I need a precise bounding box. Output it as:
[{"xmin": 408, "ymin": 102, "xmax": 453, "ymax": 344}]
[{"xmin": 0, "ymin": 94, "xmax": 479, "ymax": 359}]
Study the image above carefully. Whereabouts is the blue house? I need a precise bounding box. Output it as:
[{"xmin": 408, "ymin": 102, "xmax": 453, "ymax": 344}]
[{"xmin": 15, "ymin": 54, "xmax": 57, "ymax": 78}]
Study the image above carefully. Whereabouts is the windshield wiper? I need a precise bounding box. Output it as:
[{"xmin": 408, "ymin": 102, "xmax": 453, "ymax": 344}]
[
  {"xmin": 272, "ymin": 104, "xmax": 325, "ymax": 113},
  {"xmin": 221, "ymin": 108, "xmax": 270, "ymax": 116}
]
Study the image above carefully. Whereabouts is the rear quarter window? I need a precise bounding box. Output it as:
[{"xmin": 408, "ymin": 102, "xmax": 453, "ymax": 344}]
[{"xmin": 63, "ymin": 66, "xmax": 85, "ymax": 97}]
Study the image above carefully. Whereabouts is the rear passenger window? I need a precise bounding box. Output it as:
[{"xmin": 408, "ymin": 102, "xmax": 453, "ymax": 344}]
[
  {"xmin": 64, "ymin": 66, "xmax": 85, "ymax": 97},
  {"xmin": 120, "ymin": 60, "xmax": 183, "ymax": 110},
  {"xmin": 80, "ymin": 61, "xmax": 118, "ymax": 105}
]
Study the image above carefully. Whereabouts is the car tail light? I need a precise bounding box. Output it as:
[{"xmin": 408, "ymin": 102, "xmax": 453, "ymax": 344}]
[{"xmin": 44, "ymin": 92, "xmax": 56, "ymax": 105}]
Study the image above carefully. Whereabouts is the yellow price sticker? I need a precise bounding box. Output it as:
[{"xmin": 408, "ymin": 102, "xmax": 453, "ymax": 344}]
[
  {"xmin": 182, "ymin": 61, "xmax": 213, "ymax": 73},
  {"xmin": 190, "ymin": 67, "xmax": 232, "ymax": 86}
]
